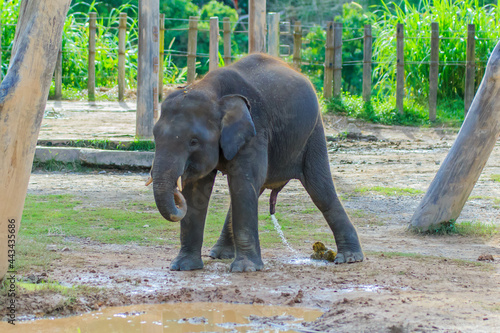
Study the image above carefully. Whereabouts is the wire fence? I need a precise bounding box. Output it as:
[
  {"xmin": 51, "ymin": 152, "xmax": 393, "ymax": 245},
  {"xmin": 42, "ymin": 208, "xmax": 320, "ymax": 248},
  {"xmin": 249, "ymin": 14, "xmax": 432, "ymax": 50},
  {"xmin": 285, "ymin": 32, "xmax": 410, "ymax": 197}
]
[{"xmin": 1, "ymin": 14, "xmax": 498, "ymax": 110}]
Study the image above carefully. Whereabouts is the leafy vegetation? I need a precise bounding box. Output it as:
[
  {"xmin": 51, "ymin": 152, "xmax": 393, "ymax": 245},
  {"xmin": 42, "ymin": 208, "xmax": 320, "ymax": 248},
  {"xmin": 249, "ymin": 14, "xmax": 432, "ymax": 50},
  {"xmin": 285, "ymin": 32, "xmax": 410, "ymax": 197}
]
[{"xmin": 3, "ymin": 0, "xmax": 499, "ymax": 127}]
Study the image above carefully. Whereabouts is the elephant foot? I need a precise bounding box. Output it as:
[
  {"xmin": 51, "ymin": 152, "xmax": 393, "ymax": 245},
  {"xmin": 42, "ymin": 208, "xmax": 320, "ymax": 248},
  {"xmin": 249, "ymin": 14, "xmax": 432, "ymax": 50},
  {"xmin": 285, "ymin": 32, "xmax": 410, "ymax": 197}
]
[
  {"xmin": 334, "ymin": 246, "xmax": 364, "ymax": 264},
  {"xmin": 170, "ymin": 253, "xmax": 203, "ymax": 271},
  {"xmin": 230, "ymin": 256, "xmax": 264, "ymax": 273},
  {"xmin": 209, "ymin": 243, "xmax": 235, "ymax": 259}
]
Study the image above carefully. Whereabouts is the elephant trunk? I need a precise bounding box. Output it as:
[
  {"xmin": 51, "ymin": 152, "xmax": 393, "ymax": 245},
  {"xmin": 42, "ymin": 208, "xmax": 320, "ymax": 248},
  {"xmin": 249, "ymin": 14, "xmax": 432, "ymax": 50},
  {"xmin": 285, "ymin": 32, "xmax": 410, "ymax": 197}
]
[{"xmin": 153, "ymin": 174, "xmax": 187, "ymax": 222}]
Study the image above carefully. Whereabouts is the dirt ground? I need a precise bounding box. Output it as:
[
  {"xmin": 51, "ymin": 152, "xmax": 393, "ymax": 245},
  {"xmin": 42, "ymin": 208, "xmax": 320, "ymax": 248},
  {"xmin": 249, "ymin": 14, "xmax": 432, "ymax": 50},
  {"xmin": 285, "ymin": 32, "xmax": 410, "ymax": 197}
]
[{"xmin": 3, "ymin": 101, "xmax": 500, "ymax": 332}]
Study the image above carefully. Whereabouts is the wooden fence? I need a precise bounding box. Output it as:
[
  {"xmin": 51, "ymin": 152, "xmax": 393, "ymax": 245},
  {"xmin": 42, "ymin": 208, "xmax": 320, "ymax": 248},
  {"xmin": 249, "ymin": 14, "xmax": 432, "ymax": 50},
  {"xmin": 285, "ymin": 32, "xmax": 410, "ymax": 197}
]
[{"xmin": 0, "ymin": 14, "xmax": 489, "ymax": 119}]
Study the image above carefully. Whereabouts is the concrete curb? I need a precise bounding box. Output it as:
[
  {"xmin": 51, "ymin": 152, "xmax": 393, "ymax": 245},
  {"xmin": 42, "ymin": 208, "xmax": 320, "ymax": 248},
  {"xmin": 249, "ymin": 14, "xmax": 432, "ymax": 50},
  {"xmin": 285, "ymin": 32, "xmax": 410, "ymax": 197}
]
[{"xmin": 35, "ymin": 147, "xmax": 154, "ymax": 168}]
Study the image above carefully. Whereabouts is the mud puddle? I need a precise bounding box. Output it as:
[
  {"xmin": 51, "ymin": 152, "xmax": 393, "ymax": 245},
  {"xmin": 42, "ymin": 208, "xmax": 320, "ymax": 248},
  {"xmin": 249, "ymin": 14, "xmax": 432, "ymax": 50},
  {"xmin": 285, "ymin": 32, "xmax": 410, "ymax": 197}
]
[{"xmin": 1, "ymin": 302, "xmax": 322, "ymax": 332}]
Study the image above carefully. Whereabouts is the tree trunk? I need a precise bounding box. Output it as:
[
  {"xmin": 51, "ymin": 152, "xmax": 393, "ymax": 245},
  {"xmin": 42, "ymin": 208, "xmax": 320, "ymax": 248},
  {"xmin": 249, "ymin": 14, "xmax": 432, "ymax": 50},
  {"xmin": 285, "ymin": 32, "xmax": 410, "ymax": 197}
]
[
  {"xmin": 0, "ymin": 0, "xmax": 71, "ymax": 281},
  {"xmin": 410, "ymin": 40, "xmax": 500, "ymax": 231}
]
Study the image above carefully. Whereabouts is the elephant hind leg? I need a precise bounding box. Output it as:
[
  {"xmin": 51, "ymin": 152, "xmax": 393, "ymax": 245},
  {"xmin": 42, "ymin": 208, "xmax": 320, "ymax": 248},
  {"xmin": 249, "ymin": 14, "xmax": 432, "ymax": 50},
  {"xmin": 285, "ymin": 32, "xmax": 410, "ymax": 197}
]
[
  {"xmin": 300, "ymin": 126, "xmax": 364, "ymax": 264},
  {"xmin": 209, "ymin": 205, "xmax": 235, "ymax": 259}
]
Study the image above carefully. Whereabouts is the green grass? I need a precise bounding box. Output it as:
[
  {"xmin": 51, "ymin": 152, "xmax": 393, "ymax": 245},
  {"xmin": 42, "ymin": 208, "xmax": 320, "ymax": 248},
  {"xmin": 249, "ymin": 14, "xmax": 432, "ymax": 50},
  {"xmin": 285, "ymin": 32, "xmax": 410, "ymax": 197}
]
[
  {"xmin": 41, "ymin": 139, "xmax": 156, "ymax": 151},
  {"xmin": 325, "ymin": 93, "xmax": 465, "ymax": 127},
  {"xmin": 417, "ymin": 219, "xmax": 499, "ymax": 237},
  {"xmin": 455, "ymin": 221, "xmax": 500, "ymax": 237},
  {"xmin": 491, "ymin": 174, "xmax": 500, "ymax": 183},
  {"xmin": 354, "ymin": 186, "xmax": 424, "ymax": 196},
  {"xmin": 15, "ymin": 194, "xmax": 333, "ymax": 272}
]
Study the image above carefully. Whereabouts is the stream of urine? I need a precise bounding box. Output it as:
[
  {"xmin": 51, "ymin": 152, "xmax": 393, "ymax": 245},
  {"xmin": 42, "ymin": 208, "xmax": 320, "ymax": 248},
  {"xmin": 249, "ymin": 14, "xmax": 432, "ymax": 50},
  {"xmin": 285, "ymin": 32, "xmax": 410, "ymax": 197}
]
[
  {"xmin": 0, "ymin": 302, "xmax": 322, "ymax": 333},
  {"xmin": 271, "ymin": 214, "xmax": 299, "ymax": 255}
]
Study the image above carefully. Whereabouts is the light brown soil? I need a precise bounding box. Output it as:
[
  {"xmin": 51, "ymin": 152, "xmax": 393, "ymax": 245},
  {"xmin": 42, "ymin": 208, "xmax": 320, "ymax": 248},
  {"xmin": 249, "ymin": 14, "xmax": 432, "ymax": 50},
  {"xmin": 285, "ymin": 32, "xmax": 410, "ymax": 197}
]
[{"xmin": 3, "ymin": 101, "xmax": 500, "ymax": 332}]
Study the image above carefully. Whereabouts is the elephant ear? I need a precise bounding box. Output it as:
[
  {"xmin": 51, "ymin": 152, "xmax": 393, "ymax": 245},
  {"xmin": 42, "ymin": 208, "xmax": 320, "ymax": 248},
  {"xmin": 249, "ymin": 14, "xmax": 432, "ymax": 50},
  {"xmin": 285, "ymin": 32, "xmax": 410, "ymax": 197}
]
[{"xmin": 219, "ymin": 94, "xmax": 256, "ymax": 160}]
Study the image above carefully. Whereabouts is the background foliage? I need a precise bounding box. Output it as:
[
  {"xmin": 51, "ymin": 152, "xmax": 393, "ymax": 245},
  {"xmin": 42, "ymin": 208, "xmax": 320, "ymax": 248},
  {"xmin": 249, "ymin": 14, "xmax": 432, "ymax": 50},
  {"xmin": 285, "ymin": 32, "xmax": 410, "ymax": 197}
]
[{"xmin": 1, "ymin": 0, "xmax": 500, "ymax": 125}]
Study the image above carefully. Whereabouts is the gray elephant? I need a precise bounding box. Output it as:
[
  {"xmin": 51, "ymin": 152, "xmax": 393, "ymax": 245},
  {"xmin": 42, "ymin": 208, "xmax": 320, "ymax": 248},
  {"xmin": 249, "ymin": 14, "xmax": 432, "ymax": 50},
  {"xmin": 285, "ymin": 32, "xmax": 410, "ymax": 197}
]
[{"xmin": 150, "ymin": 53, "xmax": 363, "ymax": 272}]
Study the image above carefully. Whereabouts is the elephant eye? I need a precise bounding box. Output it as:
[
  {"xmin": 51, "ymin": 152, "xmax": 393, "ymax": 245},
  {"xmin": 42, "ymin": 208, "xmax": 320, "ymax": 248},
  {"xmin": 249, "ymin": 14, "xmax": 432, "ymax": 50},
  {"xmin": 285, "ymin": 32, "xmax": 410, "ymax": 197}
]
[{"xmin": 189, "ymin": 138, "xmax": 199, "ymax": 147}]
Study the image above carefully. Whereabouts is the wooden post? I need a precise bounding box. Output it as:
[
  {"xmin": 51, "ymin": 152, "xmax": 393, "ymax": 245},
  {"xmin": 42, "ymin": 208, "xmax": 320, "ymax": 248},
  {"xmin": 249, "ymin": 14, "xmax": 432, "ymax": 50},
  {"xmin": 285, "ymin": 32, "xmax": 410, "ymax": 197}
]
[
  {"xmin": 0, "ymin": 20, "xmax": 3, "ymax": 82},
  {"xmin": 410, "ymin": 40, "xmax": 500, "ymax": 231},
  {"xmin": 159, "ymin": 13, "xmax": 165, "ymax": 101},
  {"xmin": 333, "ymin": 22, "xmax": 342, "ymax": 98},
  {"xmin": 209, "ymin": 17, "xmax": 219, "ymax": 72},
  {"xmin": 54, "ymin": 42, "xmax": 63, "ymax": 100},
  {"xmin": 137, "ymin": 0, "xmax": 160, "ymax": 139},
  {"xmin": 118, "ymin": 13, "xmax": 127, "ymax": 102},
  {"xmin": 362, "ymin": 24, "xmax": 372, "ymax": 102},
  {"xmin": 0, "ymin": 0, "xmax": 71, "ymax": 281},
  {"xmin": 292, "ymin": 21, "xmax": 302, "ymax": 71},
  {"xmin": 249, "ymin": 0, "xmax": 266, "ymax": 53},
  {"xmin": 267, "ymin": 12, "xmax": 280, "ymax": 57},
  {"xmin": 324, "ymin": 22, "xmax": 334, "ymax": 99},
  {"xmin": 187, "ymin": 16, "xmax": 198, "ymax": 83},
  {"xmin": 223, "ymin": 17, "xmax": 231, "ymax": 66},
  {"xmin": 429, "ymin": 22, "xmax": 439, "ymax": 121},
  {"xmin": 464, "ymin": 24, "xmax": 476, "ymax": 114},
  {"xmin": 396, "ymin": 23, "xmax": 404, "ymax": 114},
  {"xmin": 88, "ymin": 12, "xmax": 97, "ymax": 102}
]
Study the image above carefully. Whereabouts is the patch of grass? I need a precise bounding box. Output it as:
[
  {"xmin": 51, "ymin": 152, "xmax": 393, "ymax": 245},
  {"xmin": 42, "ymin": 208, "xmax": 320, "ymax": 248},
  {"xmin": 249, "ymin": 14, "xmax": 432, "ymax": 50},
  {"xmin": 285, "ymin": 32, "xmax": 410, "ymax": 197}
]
[
  {"xmin": 50, "ymin": 139, "xmax": 156, "ymax": 151},
  {"xmin": 301, "ymin": 208, "xmax": 317, "ymax": 214},
  {"xmin": 455, "ymin": 221, "xmax": 499, "ymax": 237},
  {"xmin": 354, "ymin": 186, "xmax": 424, "ymax": 196},
  {"xmin": 32, "ymin": 159, "xmax": 93, "ymax": 172},
  {"xmin": 20, "ymin": 194, "xmax": 178, "ymax": 245},
  {"xmin": 491, "ymin": 174, "xmax": 500, "ymax": 183},
  {"xmin": 325, "ymin": 93, "xmax": 464, "ymax": 127},
  {"xmin": 414, "ymin": 219, "xmax": 499, "ymax": 237},
  {"xmin": 468, "ymin": 195, "xmax": 500, "ymax": 208}
]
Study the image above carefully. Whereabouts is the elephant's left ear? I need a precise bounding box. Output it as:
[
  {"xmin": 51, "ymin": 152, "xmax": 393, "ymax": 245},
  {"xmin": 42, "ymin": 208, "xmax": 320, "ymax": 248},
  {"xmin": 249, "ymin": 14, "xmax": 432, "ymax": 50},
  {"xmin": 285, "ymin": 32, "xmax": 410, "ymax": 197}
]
[{"xmin": 219, "ymin": 94, "xmax": 256, "ymax": 160}]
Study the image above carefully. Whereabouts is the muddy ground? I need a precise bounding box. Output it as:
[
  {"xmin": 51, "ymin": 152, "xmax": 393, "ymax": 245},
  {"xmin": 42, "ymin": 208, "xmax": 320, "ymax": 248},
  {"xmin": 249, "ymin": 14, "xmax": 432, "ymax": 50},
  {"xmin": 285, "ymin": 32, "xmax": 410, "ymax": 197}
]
[{"xmin": 2, "ymin": 101, "xmax": 500, "ymax": 332}]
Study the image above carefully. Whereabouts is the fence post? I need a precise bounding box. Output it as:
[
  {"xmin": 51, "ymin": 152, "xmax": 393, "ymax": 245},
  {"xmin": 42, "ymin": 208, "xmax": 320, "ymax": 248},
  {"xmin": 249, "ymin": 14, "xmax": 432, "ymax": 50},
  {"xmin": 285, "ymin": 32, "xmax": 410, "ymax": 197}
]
[
  {"xmin": 362, "ymin": 24, "xmax": 372, "ymax": 103},
  {"xmin": 324, "ymin": 22, "xmax": 334, "ymax": 99},
  {"xmin": 223, "ymin": 17, "xmax": 231, "ymax": 66},
  {"xmin": 136, "ymin": 0, "xmax": 160, "ymax": 139},
  {"xmin": 209, "ymin": 17, "xmax": 219, "ymax": 72},
  {"xmin": 267, "ymin": 12, "xmax": 280, "ymax": 57},
  {"xmin": 333, "ymin": 22, "xmax": 343, "ymax": 98},
  {"xmin": 396, "ymin": 23, "xmax": 404, "ymax": 114},
  {"xmin": 118, "ymin": 13, "xmax": 127, "ymax": 102},
  {"xmin": 88, "ymin": 12, "xmax": 97, "ymax": 102},
  {"xmin": 249, "ymin": 0, "xmax": 267, "ymax": 53},
  {"xmin": 54, "ymin": 42, "xmax": 63, "ymax": 100},
  {"xmin": 429, "ymin": 22, "xmax": 439, "ymax": 121},
  {"xmin": 292, "ymin": 21, "xmax": 302, "ymax": 71},
  {"xmin": 0, "ymin": 20, "xmax": 2, "ymax": 82},
  {"xmin": 159, "ymin": 13, "xmax": 165, "ymax": 101},
  {"xmin": 187, "ymin": 16, "xmax": 198, "ymax": 83},
  {"xmin": 465, "ymin": 24, "xmax": 476, "ymax": 114}
]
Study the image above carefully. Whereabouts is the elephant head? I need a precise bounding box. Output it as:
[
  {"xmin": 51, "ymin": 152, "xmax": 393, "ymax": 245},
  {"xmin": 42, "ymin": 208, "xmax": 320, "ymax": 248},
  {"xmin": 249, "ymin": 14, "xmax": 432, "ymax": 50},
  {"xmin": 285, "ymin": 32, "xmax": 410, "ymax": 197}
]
[{"xmin": 150, "ymin": 90, "xmax": 255, "ymax": 222}]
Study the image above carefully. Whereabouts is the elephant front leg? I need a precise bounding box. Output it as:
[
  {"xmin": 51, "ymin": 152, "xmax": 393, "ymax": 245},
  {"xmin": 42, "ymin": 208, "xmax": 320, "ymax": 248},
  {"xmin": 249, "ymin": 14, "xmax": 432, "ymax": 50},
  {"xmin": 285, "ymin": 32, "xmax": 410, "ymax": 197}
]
[
  {"xmin": 228, "ymin": 176, "xmax": 264, "ymax": 272},
  {"xmin": 170, "ymin": 171, "xmax": 216, "ymax": 271}
]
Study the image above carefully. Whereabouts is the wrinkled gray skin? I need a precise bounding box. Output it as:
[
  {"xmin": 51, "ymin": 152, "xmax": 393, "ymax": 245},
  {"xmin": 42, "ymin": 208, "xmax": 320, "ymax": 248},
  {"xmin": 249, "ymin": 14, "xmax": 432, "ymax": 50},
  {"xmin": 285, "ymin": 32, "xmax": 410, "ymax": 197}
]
[{"xmin": 152, "ymin": 54, "xmax": 363, "ymax": 272}]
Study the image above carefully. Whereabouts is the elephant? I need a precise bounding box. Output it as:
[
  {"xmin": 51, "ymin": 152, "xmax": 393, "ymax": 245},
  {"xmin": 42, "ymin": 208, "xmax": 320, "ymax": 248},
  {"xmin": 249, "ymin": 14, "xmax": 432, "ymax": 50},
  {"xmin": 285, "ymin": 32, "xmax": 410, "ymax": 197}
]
[{"xmin": 150, "ymin": 53, "xmax": 364, "ymax": 272}]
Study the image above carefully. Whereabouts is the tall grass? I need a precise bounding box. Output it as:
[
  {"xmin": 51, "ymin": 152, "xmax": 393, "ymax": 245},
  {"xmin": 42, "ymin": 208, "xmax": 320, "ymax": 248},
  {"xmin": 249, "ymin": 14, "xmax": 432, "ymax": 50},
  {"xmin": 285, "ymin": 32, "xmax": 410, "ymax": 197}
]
[{"xmin": 373, "ymin": 0, "xmax": 500, "ymax": 99}]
